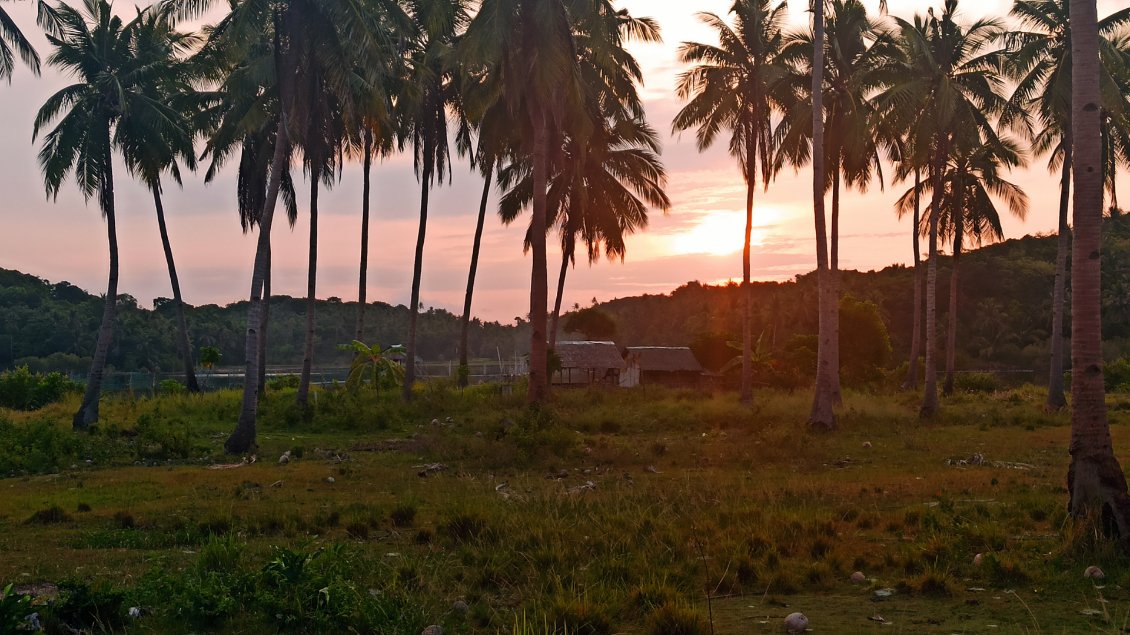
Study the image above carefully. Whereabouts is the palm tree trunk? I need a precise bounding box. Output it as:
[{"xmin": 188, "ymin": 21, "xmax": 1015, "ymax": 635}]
[
  {"xmin": 808, "ymin": 0, "xmax": 835, "ymax": 430},
  {"xmin": 458, "ymin": 164, "xmax": 493, "ymax": 387},
  {"xmin": 741, "ymin": 170, "xmax": 754, "ymax": 405},
  {"xmin": 920, "ymin": 139, "xmax": 947, "ymax": 418},
  {"xmin": 943, "ymin": 221, "xmax": 962, "ymax": 396},
  {"xmin": 1066, "ymin": 0, "xmax": 1130, "ymax": 533},
  {"xmin": 1047, "ymin": 144, "xmax": 1071, "ymax": 410},
  {"xmin": 297, "ymin": 169, "xmax": 319, "ymax": 408},
  {"xmin": 257, "ymin": 245, "xmax": 270, "ymax": 396},
  {"xmin": 151, "ymin": 185, "xmax": 199, "ymax": 393},
  {"xmin": 830, "ymin": 158, "xmax": 842, "ymax": 405},
  {"xmin": 550, "ymin": 240, "xmax": 571, "ymax": 351},
  {"xmin": 356, "ymin": 131, "xmax": 373, "ymax": 343},
  {"xmin": 902, "ymin": 169, "xmax": 923, "ymax": 390},
  {"xmin": 528, "ymin": 112, "xmax": 550, "ymax": 403},
  {"xmin": 404, "ymin": 158, "xmax": 433, "ymax": 401},
  {"xmin": 227, "ymin": 117, "xmax": 290, "ymax": 454},
  {"xmin": 73, "ymin": 155, "xmax": 118, "ymax": 430}
]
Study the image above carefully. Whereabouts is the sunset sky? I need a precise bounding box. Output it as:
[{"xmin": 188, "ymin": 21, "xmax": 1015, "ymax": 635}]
[{"xmin": 0, "ymin": 0, "xmax": 1126, "ymax": 323}]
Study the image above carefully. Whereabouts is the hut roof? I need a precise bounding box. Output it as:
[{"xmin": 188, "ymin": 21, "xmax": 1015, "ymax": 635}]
[
  {"xmin": 626, "ymin": 347, "xmax": 703, "ymax": 373},
  {"xmin": 555, "ymin": 341, "xmax": 625, "ymax": 370}
]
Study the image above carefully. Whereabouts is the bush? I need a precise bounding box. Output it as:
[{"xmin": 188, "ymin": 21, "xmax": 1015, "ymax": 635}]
[
  {"xmin": 158, "ymin": 379, "xmax": 186, "ymax": 395},
  {"xmin": 0, "ymin": 366, "xmax": 81, "ymax": 410},
  {"xmin": 0, "ymin": 419, "xmax": 115, "ymax": 474},
  {"xmin": 954, "ymin": 372, "xmax": 1003, "ymax": 393},
  {"xmin": 0, "ymin": 583, "xmax": 34, "ymax": 633}
]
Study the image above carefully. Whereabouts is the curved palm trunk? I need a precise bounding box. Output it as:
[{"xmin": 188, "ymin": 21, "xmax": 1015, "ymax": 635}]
[
  {"xmin": 528, "ymin": 113, "xmax": 550, "ymax": 403},
  {"xmin": 943, "ymin": 220, "xmax": 962, "ymax": 396},
  {"xmin": 458, "ymin": 165, "xmax": 493, "ymax": 387},
  {"xmin": 550, "ymin": 238, "xmax": 572, "ymax": 351},
  {"xmin": 809, "ymin": 0, "xmax": 835, "ymax": 430},
  {"xmin": 297, "ymin": 171, "xmax": 320, "ymax": 408},
  {"xmin": 404, "ymin": 158, "xmax": 433, "ymax": 401},
  {"xmin": 356, "ymin": 132, "xmax": 373, "ymax": 343},
  {"xmin": 226, "ymin": 118, "xmax": 290, "ymax": 454},
  {"xmin": 151, "ymin": 185, "xmax": 199, "ymax": 393},
  {"xmin": 920, "ymin": 139, "xmax": 947, "ymax": 418},
  {"xmin": 73, "ymin": 156, "xmax": 118, "ymax": 430},
  {"xmin": 741, "ymin": 170, "xmax": 754, "ymax": 405},
  {"xmin": 1047, "ymin": 145, "xmax": 1071, "ymax": 410},
  {"xmin": 903, "ymin": 169, "xmax": 923, "ymax": 389},
  {"xmin": 257, "ymin": 245, "xmax": 270, "ymax": 396},
  {"xmin": 1066, "ymin": 0, "xmax": 1130, "ymax": 534},
  {"xmin": 830, "ymin": 161, "xmax": 842, "ymax": 405}
]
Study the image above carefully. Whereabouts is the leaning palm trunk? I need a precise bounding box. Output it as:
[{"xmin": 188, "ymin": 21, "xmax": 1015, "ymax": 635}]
[
  {"xmin": 903, "ymin": 169, "xmax": 923, "ymax": 389},
  {"xmin": 809, "ymin": 0, "xmax": 835, "ymax": 430},
  {"xmin": 1066, "ymin": 0, "xmax": 1130, "ymax": 533},
  {"xmin": 741, "ymin": 169, "xmax": 754, "ymax": 405},
  {"xmin": 151, "ymin": 185, "xmax": 199, "ymax": 393},
  {"xmin": 528, "ymin": 113, "xmax": 550, "ymax": 403},
  {"xmin": 297, "ymin": 170, "xmax": 320, "ymax": 408},
  {"xmin": 257, "ymin": 245, "xmax": 270, "ymax": 396},
  {"xmin": 943, "ymin": 219, "xmax": 962, "ymax": 396},
  {"xmin": 73, "ymin": 156, "xmax": 119, "ymax": 430},
  {"xmin": 403, "ymin": 154, "xmax": 434, "ymax": 401},
  {"xmin": 550, "ymin": 236, "xmax": 574, "ymax": 351},
  {"xmin": 1047, "ymin": 144, "xmax": 1071, "ymax": 410},
  {"xmin": 920, "ymin": 140, "xmax": 947, "ymax": 418},
  {"xmin": 226, "ymin": 118, "xmax": 290, "ymax": 454},
  {"xmin": 356, "ymin": 132, "xmax": 373, "ymax": 343},
  {"xmin": 458, "ymin": 166, "xmax": 493, "ymax": 387}
]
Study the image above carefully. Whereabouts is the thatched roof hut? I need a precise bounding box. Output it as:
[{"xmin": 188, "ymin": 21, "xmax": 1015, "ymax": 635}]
[
  {"xmin": 621, "ymin": 347, "xmax": 703, "ymax": 387},
  {"xmin": 553, "ymin": 341, "xmax": 625, "ymax": 385}
]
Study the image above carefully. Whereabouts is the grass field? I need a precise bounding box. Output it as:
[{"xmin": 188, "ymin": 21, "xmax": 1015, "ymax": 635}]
[{"xmin": 2, "ymin": 382, "xmax": 1130, "ymax": 633}]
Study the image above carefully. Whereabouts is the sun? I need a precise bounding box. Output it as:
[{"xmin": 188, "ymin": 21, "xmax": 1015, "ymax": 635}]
[{"xmin": 671, "ymin": 210, "xmax": 778, "ymax": 256}]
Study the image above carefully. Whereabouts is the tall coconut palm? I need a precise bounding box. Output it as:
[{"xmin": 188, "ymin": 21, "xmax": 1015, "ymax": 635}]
[
  {"xmin": 118, "ymin": 4, "xmax": 202, "ymax": 393},
  {"xmin": 1065, "ymin": 0, "xmax": 1130, "ymax": 535},
  {"xmin": 497, "ymin": 116, "xmax": 670, "ymax": 349},
  {"xmin": 399, "ymin": 0, "xmax": 470, "ymax": 401},
  {"xmin": 1002, "ymin": 0, "xmax": 1130, "ymax": 410},
  {"xmin": 34, "ymin": 0, "xmax": 177, "ymax": 429},
  {"xmin": 898, "ymin": 136, "xmax": 1029, "ymax": 395},
  {"xmin": 354, "ymin": 121, "xmax": 395, "ymax": 343},
  {"xmin": 673, "ymin": 0, "xmax": 792, "ymax": 406},
  {"xmin": 463, "ymin": 0, "xmax": 587, "ymax": 403},
  {"xmin": 0, "ymin": 0, "xmax": 54, "ymax": 80},
  {"xmin": 874, "ymin": 0, "xmax": 1009, "ymax": 418}
]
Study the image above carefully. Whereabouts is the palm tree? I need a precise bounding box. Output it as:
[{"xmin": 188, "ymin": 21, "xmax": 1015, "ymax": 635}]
[
  {"xmin": 1065, "ymin": 0, "xmax": 1130, "ymax": 535},
  {"xmin": 899, "ymin": 137, "xmax": 1029, "ymax": 395},
  {"xmin": 874, "ymin": 0, "xmax": 1009, "ymax": 418},
  {"xmin": 118, "ymin": 4, "xmax": 202, "ymax": 393},
  {"xmin": 463, "ymin": 0, "xmax": 587, "ymax": 403},
  {"xmin": 0, "ymin": 0, "xmax": 53, "ymax": 80},
  {"xmin": 498, "ymin": 116, "xmax": 670, "ymax": 349},
  {"xmin": 399, "ymin": 0, "xmax": 469, "ymax": 401},
  {"xmin": 354, "ymin": 122, "xmax": 395, "ymax": 343},
  {"xmin": 34, "ymin": 0, "xmax": 176, "ymax": 429},
  {"xmin": 1002, "ymin": 0, "xmax": 1130, "ymax": 410},
  {"xmin": 672, "ymin": 0, "xmax": 791, "ymax": 406}
]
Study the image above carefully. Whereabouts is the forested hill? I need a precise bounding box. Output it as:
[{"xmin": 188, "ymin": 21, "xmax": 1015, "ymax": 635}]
[
  {"xmin": 0, "ymin": 270, "xmax": 528, "ymax": 373},
  {"xmin": 4, "ymin": 215, "xmax": 1130, "ymax": 376},
  {"xmin": 577, "ymin": 215, "xmax": 1130, "ymax": 377}
]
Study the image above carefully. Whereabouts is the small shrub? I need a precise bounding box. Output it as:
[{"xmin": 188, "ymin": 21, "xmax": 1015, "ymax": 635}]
[
  {"xmin": 0, "ymin": 366, "xmax": 81, "ymax": 411},
  {"xmin": 390, "ymin": 504, "xmax": 417, "ymax": 528},
  {"xmin": 550, "ymin": 599, "xmax": 613, "ymax": 635},
  {"xmin": 0, "ymin": 583, "xmax": 34, "ymax": 634},
  {"xmin": 954, "ymin": 372, "xmax": 1002, "ymax": 394},
  {"xmin": 45, "ymin": 582, "xmax": 126, "ymax": 631},
  {"xmin": 27, "ymin": 506, "xmax": 70, "ymax": 525},
  {"xmin": 112, "ymin": 511, "xmax": 135, "ymax": 529},
  {"xmin": 643, "ymin": 603, "xmax": 709, "ymax": 635},
  {"xmin": 444, "ymin": 514, "xmax": 490, "ymax": 544},
  {"xmin": 158, "ymin": 379, "xmax": 186, "ymax": 395}
]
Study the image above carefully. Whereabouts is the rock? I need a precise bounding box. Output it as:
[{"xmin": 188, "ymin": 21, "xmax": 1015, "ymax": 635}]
[
  {"xmin": 784, "ymin": 612, "xmax": 809, "ymax": 633},
  {"xmin": 452, "ymin": 599, "xmax": 468, "ymax": 613},
  {"xmin": 325, "ymin": 476, "xmax": 336, "ymax": 484},
  {"xmin": 421, "ymin": 626, "xmax": 444, "ymax": 635},
  {"xmin": 279, "ymin": 451, "xmax": 291, "ymax": 465},
  {"xmin": 862, "ymin": 441, "xmax": 872, "ymax": 449},
  {"xmin": 973, "ymin": 553, "xmax": 983, "ymax": 567},
  {"xmin": 128, "ymin": 607, "xmax": 141, "ymax": 618},
  {"xmin": 851, "ymin": 571, "xmax": 867, "ymax": 585},
  {"xmin": 1085, "ymin": 565, "xmax": 1105, "ymax": 580}
]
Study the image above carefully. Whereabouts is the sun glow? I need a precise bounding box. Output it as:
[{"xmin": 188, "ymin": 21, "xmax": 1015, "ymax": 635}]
[{"xmin": 670, "ymin": 209, "xmax": 780, "ymax": 256}]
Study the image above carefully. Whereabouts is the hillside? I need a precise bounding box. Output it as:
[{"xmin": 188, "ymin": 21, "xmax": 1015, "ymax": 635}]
[{"xmin": 4, "ymin": 215, "xmax": 1130, "ymax": 376}]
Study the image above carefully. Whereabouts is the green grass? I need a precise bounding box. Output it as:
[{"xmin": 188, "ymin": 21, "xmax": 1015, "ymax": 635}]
[{"xmin": 1, "ymin": 383, "xmax": 1129, "ymax": 633}]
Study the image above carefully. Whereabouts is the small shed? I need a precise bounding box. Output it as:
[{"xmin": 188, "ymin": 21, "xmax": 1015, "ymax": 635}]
[
  {"xmin": 552, "ymin": 341, "xmax": 625, "ymax": 386},
  {"xmin": 620, "ymin": 347, "xmax": 704, "ymax": 388}
]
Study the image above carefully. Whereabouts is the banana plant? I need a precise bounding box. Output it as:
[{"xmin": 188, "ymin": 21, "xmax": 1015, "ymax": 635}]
[{"xmin": 339, "ymin": 341, "xmax": 405, "ymax": 391}]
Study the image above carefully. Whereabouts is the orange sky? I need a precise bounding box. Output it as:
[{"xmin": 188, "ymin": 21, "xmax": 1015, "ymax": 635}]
[{"xmin": 0, "ymin": 0, "xmax": 1126, "ymax": 323}]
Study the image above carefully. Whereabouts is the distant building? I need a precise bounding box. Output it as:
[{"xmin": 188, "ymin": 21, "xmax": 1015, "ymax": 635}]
[
  {"xmin": 552, "ymin": 341, "xmax": 625, "ymax": 386},
  {"xmin": 621, "ymin": 347, "xmax": 704, "ymax": 388}
]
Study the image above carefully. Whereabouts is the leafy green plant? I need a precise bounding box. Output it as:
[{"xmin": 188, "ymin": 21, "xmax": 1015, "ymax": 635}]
[
  {"xmin": 0, "ymin": 366, "xmax": 81, "ymax": 410},
  {"xmin": 198, "ymin": 346, "xmax": 222, "ymax": 370},
  {"xmin": 0, "ymin": 583, "xmax": 34, "ymax": 633},
  {"xmin": 339, "ymin": 341, "xmax": 405, "ymax": 391}
]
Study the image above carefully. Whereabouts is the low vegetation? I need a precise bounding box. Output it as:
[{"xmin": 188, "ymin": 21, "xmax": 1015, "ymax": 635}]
[{"xmin": 0, "ymin": 383, "xmax": 1129, "ymax": 633}]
